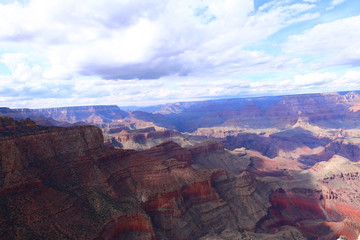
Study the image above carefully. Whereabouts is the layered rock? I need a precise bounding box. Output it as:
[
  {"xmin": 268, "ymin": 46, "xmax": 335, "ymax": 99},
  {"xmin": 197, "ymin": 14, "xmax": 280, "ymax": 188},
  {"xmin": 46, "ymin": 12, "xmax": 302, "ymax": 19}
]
[
  {"xmin": 0, "ymin": 116, "xmax": 37, "ymax": 132},
  {"xmin": 0, "ymin": 117, "xmax": 123, "ymax": 239},
  {"xmin": 256, "ymin": 155, "xmax": 360, "ymax": 240},
  {"xmin": 3, "ymin": 116, "xmax": 360, "ymax": 239},
  {"xmin": 3, "ymin": 91, "xmax": 360, "ymax": 133},
  {"xmin": 107, "ymin": 127, "xmax": 194, "ymax": 150},
  {"xmin": 131, "ymin": 91, "xmax": 360, "ymax": 132},
  {"xmin": 200, "ymin": 226, "xmax": 307, "ymax": 240},
  {"xmin": 0, "ymin": 117, "xmax": 281, "ymax": 240},
  {"xmin": 189, "ymin": 140, "xmax": 250, "ymax": 174}
]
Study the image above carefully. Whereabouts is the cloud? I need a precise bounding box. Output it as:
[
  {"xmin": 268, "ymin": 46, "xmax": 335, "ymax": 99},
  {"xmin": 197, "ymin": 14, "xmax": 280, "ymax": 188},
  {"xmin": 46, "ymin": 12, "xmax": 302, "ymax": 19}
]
[
  {"xmin": 303, "ymin": 0, "xmax": 319, "ymax": 3},
  {"xmin": 331, "ymin": 0, "xmax": 347, "ymax": 5},
  {"xmin": 1, "ymin": 0, "xmax": 358, "ymax": 108},
  {"xmin": 293, "ymin": 72, "xmax": 336, "ymax": 86},
  {"xmin": 328, "ymin": 0, "xmax": 347, "ymax": 9},
  {"xmin": 2, "ymin": 69, "xmax": 360, "ymax": 108},
  {"xmin": 0, "ymin": 53, "xmax": 74, "ymax": 100},
  {"xmin": 283, "ymin": 15, "xmax": 360, "ymax": 68},
  {"xmin": 0, "ymin": 0, "xmax": 320, "ymax": 80}
]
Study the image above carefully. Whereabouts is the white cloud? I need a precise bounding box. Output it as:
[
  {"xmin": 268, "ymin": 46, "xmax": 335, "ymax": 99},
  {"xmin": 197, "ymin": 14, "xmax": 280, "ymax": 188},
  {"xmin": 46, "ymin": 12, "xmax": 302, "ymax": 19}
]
[
  {"xmin": 245, "ymin": 71, "xmax": 360, "ymax": 96},
  {"xmin": 1, "ymin": 53, "xmax": 44, "ymax": 83},
  {"xmin": 0, "ymin": 0, "xmax": 320, "ymax": 81},
  {"xmin": 332, "ymin": 0, "xmax": 347, "ymax": 4},
  {"xmin": 1, "ymin": 0, "xmax": 358, "ymax": 108},
  {"xmin": 303, "ymin": 0, "xmax": 319, "ymax": 3},
  {"xmin": 283, "ymin": 15, "xmax": 360, "ymax": 68},
  {"xmin": 293, "ymin": 72, "xmax": 336, "ymax": 86},
  {"xmin": 2, "ymin": 69, "xmax": 360, "ymax": 108},
  {"xmin": 328, "ymin": 0, "xmax": 347, "ymax": 9}
]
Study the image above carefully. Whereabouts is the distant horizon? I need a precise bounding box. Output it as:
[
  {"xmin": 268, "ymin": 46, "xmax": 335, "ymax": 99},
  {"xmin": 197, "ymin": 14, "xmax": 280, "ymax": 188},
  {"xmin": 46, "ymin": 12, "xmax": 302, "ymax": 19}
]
[
  {"xmin": 2, "ymin": 89, "xmax": 359, "ymax": 110},
  {"xmin": 1, "ymin": 0, "xmax": 360, "ymax": 108}
]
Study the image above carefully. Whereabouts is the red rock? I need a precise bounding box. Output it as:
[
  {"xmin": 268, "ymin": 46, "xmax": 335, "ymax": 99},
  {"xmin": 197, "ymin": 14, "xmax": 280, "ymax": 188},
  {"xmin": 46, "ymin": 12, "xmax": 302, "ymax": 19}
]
[
  {"xmin": 95, "ymin": 213, "xmax": 155, "ymax": 240},
  {"xmin": 1, "ymin": 118, "xmax": 266, "ymax": 239}
]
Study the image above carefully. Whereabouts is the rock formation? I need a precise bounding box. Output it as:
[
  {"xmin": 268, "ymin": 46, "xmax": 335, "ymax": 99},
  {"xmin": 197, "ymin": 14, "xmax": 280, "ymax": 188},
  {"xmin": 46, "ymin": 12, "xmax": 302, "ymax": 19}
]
[
  {"xmin": 106, "ymin": 127, "xmax": 194, "ymax": 150},
  {"xmin": 131, "ymin": 91, "xmax": 360, "ymax": 132},
  {"xmin": 3, "ymin": 90, "xmax": 360, "ymax": 240},
  {"xmin": 0, "ymin": 117, "xmax": 292, "ymax": 240}
]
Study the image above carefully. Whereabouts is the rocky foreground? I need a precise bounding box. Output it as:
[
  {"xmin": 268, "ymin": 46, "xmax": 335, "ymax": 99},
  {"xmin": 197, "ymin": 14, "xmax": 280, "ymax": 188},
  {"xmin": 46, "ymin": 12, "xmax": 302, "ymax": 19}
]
[{"xmin": 1, "ymin": 116, "xmax": 360, "ymax": 239}]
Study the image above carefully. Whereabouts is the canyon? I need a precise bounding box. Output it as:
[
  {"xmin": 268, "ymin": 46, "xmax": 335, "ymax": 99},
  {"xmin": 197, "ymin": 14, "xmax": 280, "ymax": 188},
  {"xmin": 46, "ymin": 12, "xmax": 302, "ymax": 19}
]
[{"xmin": 1, "ymin": 91, "xmax": 360, "ymax": 239}]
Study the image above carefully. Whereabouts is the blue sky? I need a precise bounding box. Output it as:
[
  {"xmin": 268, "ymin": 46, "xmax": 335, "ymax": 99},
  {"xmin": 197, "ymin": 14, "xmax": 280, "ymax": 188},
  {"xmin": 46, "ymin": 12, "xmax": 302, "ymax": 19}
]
[{"xmin": 0, "ymin": 0, "xmax": 360, "ymax": 108}]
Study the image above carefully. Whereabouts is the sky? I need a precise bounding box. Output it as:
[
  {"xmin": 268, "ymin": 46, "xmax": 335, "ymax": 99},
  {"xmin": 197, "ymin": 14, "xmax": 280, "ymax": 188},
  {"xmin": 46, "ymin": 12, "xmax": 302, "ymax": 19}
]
[{"xmin": 0, "ymin": 0, "xmax": 360, "ymax": 108}]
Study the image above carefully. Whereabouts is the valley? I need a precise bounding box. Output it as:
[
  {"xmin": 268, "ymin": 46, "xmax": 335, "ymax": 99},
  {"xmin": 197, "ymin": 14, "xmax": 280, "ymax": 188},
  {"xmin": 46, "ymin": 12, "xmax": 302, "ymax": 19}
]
[{"xmin": 1, "ymin": 91, "xmax": 360, "ymax": 239}]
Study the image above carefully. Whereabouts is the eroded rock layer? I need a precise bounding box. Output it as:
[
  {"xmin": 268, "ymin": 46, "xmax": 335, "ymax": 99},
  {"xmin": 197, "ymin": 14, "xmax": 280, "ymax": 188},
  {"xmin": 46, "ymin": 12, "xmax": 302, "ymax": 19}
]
[
  {"xmin": 2, "ymin": 117, "xmax": 360, "ymax": 240},
  {"xmin": 0, "ymin": 117, "xmax": 278, "ymax": 240}
]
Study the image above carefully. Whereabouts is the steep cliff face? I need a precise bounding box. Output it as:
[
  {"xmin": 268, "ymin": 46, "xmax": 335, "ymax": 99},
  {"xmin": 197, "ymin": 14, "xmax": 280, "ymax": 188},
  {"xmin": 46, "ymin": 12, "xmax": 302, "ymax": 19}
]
[{"xmin": 0, "ymin": 117, "xmax": 127, "ymax": 239}]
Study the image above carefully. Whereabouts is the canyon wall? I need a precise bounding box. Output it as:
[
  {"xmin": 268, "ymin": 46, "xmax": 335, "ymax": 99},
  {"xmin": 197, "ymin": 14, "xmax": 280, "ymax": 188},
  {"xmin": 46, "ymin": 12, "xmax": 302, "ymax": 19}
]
[
  {"xmin": 0, "ymin": 117, "xmax": 286, "ymax": 239},
  {"xmin": 132, "ymin": 91, "xmax": 360, "ymax": 132}
]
